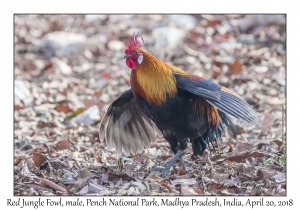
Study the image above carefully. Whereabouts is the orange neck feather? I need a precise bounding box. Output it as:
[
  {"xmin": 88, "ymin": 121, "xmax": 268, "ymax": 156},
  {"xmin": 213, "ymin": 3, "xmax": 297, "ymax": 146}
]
[{"xmin": 131, "ymin": 49, "xmax": 187, "ymax": 106}]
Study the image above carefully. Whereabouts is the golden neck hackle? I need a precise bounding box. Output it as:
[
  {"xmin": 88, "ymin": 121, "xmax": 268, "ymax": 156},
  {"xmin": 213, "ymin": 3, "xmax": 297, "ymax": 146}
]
[{"xmin": 131, "ymin": 49, "xmax": 187, "ymax": 106}]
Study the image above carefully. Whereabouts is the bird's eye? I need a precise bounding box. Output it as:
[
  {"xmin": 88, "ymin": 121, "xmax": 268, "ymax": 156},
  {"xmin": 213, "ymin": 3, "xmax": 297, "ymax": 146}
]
[{"xmin": 134, "ymin": 50, "xmax": 138, "ymax": 54}]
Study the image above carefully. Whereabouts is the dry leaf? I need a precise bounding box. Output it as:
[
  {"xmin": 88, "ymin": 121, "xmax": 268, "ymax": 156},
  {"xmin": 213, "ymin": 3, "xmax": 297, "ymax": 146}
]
[
  {"xmin": 15, "ymin": 157, "xmax": 23, "ymax": 166},
  {"xmin": 193, "ymin": 187, "xmax": 205, "ymax": 195},
  {"xmin": 56, "ymin": 104, "xmax": 71, "ymax": 114},
  {"xmin": 229, "ymin": 60, "xmax": 242, "ymax": 74},
  {"xmin": 107, "ymin": 173, "xmax": 135, "ymax": 184},
  {"xmin": 33, "ymin": 148, "xmax": 47, "ymax": 167},
  {"xmin": 161, "ymin": 154, "xmax": 173, "ymax": 160},
  {"xmin": 54, "ymin": 140, "xmax": 71, "ymax": 151},
  {"xmin": 179, "ymin": 169, "xmax": 188, "ymax": 175},
  {"xmin": 88, "ymin": 182, "xmax": 105, "ymax": 193},
  {"xmin": 220, "ymin": 151, "xmax": 265, "ymax": 163},
  {"xmin": 161, "ymin": 183, "xmax": 172, "ymax": 192},
  {"xmin": 78, "ymin": 185, "xmax": 89, "ymax": 195},
  {"xmin": 257, "ymin": 168, "xmax": 285, "ymax": 180}
]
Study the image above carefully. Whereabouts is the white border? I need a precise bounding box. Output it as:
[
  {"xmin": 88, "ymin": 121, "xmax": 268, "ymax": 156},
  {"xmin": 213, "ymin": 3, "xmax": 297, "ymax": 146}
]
[{"xmin": 2, "ymin": 0, "xmax": 297, "ymax": 209}]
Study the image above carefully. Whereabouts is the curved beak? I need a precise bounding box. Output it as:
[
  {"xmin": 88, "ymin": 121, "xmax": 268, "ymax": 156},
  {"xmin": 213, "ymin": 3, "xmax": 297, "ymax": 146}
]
[{"xmin": 123, "ymin": 54, "xmax": 131, "ymax": 59}]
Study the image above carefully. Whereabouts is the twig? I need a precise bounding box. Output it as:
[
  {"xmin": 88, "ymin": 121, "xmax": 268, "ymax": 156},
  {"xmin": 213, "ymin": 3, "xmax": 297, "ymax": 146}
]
[{"xmin": 39, "ymin": 178, "xmax": 67, "ymax": 193}]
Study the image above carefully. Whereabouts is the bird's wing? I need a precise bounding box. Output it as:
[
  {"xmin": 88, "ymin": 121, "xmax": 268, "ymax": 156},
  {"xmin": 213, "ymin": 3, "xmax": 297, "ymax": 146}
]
[
  {"xmin": 174, "ymin": 74, "xmax": 261, "ymax": 125},
  {"xmin": 99, "ymin": 89, "xmax": 158, "ymax": 157}
]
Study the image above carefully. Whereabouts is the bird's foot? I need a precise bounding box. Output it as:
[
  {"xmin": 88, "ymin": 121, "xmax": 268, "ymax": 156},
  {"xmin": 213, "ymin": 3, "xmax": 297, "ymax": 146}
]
[
  {"xmin": 150, "ymin": 166, "xmax": 171, "ymax": 177},
  {"xmin": 151, "ymin": 150, "xmax": 185, "ymax": 177}
]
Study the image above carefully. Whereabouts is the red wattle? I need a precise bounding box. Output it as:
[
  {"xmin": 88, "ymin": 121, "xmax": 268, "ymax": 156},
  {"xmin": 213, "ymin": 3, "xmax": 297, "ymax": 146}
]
[
  {"xmin": 126, "ymin": 58, "xmax": 132, "ymax": 68},
  {"xmin": 131, "ymin": 60, "xmax": 139, "ymax": 70}
]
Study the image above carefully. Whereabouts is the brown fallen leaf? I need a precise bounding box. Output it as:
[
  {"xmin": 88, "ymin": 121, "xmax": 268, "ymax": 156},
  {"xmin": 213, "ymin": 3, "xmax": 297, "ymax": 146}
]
[
  {"xmin": 161, "ymin": 154, "xmax": 173, "ymax": 160},
  {"xmin": 15, "ymin": 156, "xmax": 23, "ymax": 166},
  {"xmin": 54, "ymin": 140, "xmax": 71, "ymax": 151},
  {"xmin": 193, "ymin": 187, "xmax": 205, "ymax": 195},
  {"xmin": 257, "ymin": 167, "xmax": 285, "ymax": 180},
  {"xmin": 56, "ymin": 104, "xmax": 71, "ymax": 114},
  {"xmin": 210, "ymin": 154, "xmax": 227, "ymax": 162},
  {"xmin": 218, "ymin": 151, "xmax": 265, "ymax": 163},
  {"xmin": 273, "ymin": 139, "xmax": 283, "ymax": 147},
  {"xmin": 207, "ymin": 19, "xmax": 222, "ymax": 27},
  {"xmin": 212, "ymin": 65, "xmax": 222, "ymax": 78},
  {"xmin": 33, "ymin": 148, "xmax": 47, "ymax": 167},
  {"xmin": 215, "ymin": 33, "xmax": 231, "ymax": 40},
  {"xmin": 107, "ymin": 173, "xmax": 135, "ymax": 184},
  {"xmin": 101, "ymin": 71, "xmax": 112, "ymax": 79},
  {"xmin": 161, "ymin": 183, "xmax": 172, "ymax": 192},
  {"xmin": 179, "ymin": 169, "xmax": 188, "ymax": 175},
  {"xmin": 229, "ymin": 60, "xmax": 243, "ymax": 74}
]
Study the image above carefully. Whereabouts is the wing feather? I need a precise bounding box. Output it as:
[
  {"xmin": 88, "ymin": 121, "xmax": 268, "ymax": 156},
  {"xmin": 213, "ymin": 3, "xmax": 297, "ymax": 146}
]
[{"xmin": 99, "ymin": 89, "xmax": 158, "ymax": 157}]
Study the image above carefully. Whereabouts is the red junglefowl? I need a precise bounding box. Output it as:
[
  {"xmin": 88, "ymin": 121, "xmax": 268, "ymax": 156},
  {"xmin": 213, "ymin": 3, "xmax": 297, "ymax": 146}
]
[{"xmin": 99, "ymin": 32, "xmax": 260, "ymax": 177}]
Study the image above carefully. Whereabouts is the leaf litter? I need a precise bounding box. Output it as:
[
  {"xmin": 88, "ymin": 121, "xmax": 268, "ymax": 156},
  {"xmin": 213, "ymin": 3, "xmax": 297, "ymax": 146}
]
[{"xmin": 14, "ymin": 14, "xmax": 285, "ymax": 196}]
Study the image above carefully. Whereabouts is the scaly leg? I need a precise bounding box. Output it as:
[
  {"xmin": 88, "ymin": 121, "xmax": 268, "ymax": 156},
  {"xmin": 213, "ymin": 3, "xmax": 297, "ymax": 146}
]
[
  {"xmin": 151, "ymin": 150, "xmax": 189, "ymax": 177},
  {"xmin": 179, "ymin": 156, "xmax": 193, "ymax": 171}
]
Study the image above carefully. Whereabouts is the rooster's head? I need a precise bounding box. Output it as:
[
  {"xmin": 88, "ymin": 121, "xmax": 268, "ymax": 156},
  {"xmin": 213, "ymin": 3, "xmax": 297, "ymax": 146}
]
[{"xmin": 124, "ymin": 32, "xmax": 144, "ymax": 70}]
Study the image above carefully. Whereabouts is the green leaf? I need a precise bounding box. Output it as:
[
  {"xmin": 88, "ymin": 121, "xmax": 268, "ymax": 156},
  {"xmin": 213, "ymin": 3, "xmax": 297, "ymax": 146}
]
[
  {"xmin": 264, "ymin": 158, "xmax": 272, "ymax": 165},
  {"xmin": 65, "ymin": 107, "xmax": 85, "ymax": 121}
]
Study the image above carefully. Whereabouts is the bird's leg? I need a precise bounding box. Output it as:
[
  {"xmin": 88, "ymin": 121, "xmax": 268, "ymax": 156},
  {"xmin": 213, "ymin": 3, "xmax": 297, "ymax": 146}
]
[
  {"xmin": 179, "ymin": 156, "xmax": 187, "ymax": 170},
  {"xmin": 151, "ymin": 150, "xmax": 185, "ymax": 177},
  {"xmin": 179, "ymin": 156, "xmax": 193, "ymax": 171}
]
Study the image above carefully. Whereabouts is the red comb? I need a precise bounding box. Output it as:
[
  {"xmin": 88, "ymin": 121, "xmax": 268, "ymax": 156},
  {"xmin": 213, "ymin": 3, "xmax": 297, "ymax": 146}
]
[{"xmin": 125, "ymin": 32, "xmax": 144, "ymax": 53}]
